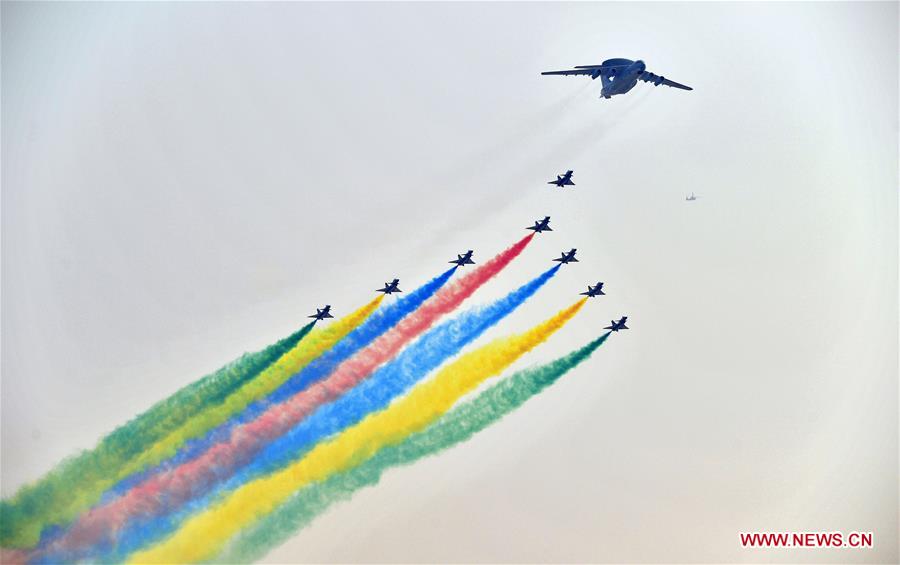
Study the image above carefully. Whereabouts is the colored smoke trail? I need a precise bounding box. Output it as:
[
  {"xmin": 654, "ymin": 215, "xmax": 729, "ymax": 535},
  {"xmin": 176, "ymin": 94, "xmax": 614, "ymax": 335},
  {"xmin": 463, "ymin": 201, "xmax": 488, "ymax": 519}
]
[
  {"xmin": 94, "ymin": 236, "xmax": 537, "ymax": 562},
  {"xmin": 109, "ymin": 267, "xmax": 457, "ymax": 496},
  {"xmin": 221, "ymin": 331, "xmax": 611, "ymax": 563},
  {"xmin": 33, "ymin": 268, "xmax": 457, "ymax": 562},
  {"xmin": 0, "ymin": 322, "xmax": 316, "ymax": 550},
  {"xmin": 109, "ymin": 295, "xmax": 383, "ymax": 483},
  {"xmin": 0, "ymin": 548, "xmax": 27, "ymax": 565},
  {"xmin": 113, "ymin": 235, "xmax": 527, "ymax": 504},
  {"xmin": 225, "ymin": 266, "xmax": 560, "ymax": 492},
  {"xmin": 4, "ymin": 297, "xmax": 382, "ymax": 553},
  {"xmin": 267, "ymin": 266, "xmax": 460, "ymax": 404},
  {"xmin": 129, "ymin": 299, "xmax": 587, "ymax": 563}
]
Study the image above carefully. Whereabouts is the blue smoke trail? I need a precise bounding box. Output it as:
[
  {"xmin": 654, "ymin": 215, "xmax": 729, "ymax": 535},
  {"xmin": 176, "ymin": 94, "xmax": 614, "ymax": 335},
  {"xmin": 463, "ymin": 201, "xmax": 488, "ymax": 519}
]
[
  {"xmin": 104, "ymin": 267, "xmax": 457, "ymax": 499},
  {"xmin": 98, "ymin": 265, "xmax": 559, "ymax": 563}
]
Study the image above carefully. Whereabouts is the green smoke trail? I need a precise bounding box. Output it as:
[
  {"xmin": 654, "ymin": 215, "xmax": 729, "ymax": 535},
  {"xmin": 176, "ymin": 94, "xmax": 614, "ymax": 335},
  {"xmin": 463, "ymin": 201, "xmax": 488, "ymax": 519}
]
[
  {"xmin": 0, "ymin": 322, "xmax": 316, "ymax": 549},
  {"xmin": 216, "ymin": 332, "xmax": 610, "ymax": 563}
]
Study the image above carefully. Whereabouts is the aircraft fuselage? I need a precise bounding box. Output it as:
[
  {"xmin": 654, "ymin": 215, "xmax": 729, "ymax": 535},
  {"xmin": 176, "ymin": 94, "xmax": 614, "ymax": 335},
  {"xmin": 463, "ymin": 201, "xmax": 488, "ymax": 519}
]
[{"xmin": 601, "ymin": 60, "xmax": 646, "ymax": 99}]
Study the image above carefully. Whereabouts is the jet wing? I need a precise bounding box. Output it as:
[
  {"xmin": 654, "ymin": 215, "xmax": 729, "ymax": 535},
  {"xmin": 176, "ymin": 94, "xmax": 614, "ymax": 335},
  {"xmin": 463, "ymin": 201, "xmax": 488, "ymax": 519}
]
[
  {"xmin": 639, "ymin": 71, "xmax": 692, "ymax": 90},
  {"xmin": 545, "ymin": 64, "xmax": 632, "ymax": 75},
  {"xmin": 541, "ymin": 69, "xmax": 598, "ymax": 77},
  {"xmin": 574, "ymin": 64, "xmax": 631, "ymax": 69}
]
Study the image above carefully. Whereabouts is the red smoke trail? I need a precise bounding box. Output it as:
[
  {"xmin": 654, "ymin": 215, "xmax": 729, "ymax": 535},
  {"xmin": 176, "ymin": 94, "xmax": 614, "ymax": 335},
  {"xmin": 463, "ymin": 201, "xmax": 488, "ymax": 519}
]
[
  {"xmin": 0, "ymin": 549, "xmax": 27, "ymax": 565},
  {"xmin": 35, "ymin": 233, "xmax": 534, "ymax": 558}
]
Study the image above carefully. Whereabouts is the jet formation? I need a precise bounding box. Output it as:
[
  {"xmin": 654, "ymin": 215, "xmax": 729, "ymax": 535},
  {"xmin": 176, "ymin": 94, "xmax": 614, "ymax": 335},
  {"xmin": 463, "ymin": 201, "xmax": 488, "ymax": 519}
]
[
  {"xmin": 309, "ymin": 217, "xmax": 627, "ymax": 334},
  {"xmin": 305, "ymin": 57, "xmax": 693, "ymax": 329},
  {"xmin": 542, "ymin": 58, "xmax": 692, "ymax": 99}
]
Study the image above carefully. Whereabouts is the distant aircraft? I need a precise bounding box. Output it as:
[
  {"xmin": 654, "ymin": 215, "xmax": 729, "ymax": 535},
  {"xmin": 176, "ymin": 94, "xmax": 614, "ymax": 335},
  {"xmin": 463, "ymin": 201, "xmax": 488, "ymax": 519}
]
[
  {"xmin": 376, "ymin": 279, "xmax": 402, "ymax": 294},
  {"xmin": 449, "ymin": 250, "xmax": 475, "ymax": 267},
  {"xmin": 686, "ymin": 192, "xmax": 699, "ymax": 201},
  {"xmin": 554, "ymin": 249, "xmax": 579, "ymax": 264},
  {"xmin": 605, "ymin": 316, "xmax": 629, "ymax": 332},
  {"xmin": 548, "ymin": 170, "xmax": 575, "ymax": 188},
  {"xmin": 580, "ymin": 282, "xmax": 605, "ymax": 297},
  {"xmin": 527, "ymin": 216, "xmax": 552, "ymax": 233},
  {"xmin": 542, "ymin": 58, "xmax": 692, "ymax": 99},
  {"xmin": 309, "ymin": 305, "xmax": 334, "ymax": 320}
]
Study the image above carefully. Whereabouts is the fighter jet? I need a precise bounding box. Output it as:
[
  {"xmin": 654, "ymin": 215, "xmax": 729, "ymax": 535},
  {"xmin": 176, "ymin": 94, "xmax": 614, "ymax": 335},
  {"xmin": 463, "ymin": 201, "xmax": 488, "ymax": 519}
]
[
  {"xmin": 527, "ymin": 216, "xmax": 552, "ymax": 233},
  {"xmin": 580, "ymin": 282, "xmax": 606, "ymax": 297},
  {"xmin": 548, "ymin": 170, "xmax": 575, "ymax": 188},
  {"xmin": 542, "ymin": 58, "xmax": 692, "ymax": 99},
  {"xmin": 309, "ymin": 305, "xmax": 334, "ymax": 320},
  {"xmin": 376, "ymin": 279, "xmax": 402, "ymax": 294},
  {"xmin": 604, "ymin": 316, "xmax": 629, "ymax": 332},
  {"xmin": 554, "ymin": 249, "xmax": 579, "ymax": 264},
  {"xmin": 685, "ymin": 192, "xmax": 699, "ymax": 201},
  {"xmin": 449, "ymin": 250, "xmax": 475, "ymax": 267}
]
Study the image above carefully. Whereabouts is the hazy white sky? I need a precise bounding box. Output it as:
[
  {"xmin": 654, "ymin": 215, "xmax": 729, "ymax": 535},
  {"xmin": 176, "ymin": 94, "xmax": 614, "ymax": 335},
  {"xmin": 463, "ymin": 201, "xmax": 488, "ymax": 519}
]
[{"xmin": 2, "ymin": 2, "xmax": 897, "ymax": 563}]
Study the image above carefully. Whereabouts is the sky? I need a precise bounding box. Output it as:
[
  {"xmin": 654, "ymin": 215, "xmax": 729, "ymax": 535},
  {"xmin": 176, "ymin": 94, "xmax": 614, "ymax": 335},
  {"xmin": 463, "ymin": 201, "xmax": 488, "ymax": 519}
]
[{"xmin": 1, "ymin": 1, "xmax": 897, "ymax": 563}]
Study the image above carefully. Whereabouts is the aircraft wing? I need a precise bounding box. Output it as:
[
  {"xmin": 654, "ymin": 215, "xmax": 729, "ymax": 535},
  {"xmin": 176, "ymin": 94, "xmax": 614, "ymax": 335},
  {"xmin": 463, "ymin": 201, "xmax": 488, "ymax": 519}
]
[
  {"xmin": 544, "ymin": 64, "xmax": 632, "ymax": 76},
  {"xmin": 639, "ymin": 71, "xmax": 692, "ymax": 90},
  {"xmin": 574, "ymin": 64, "xmax": 631, "ymax": 69},
  {"xmin": 541, "ymin": 69, "xmax": 598, "ymax": 77}
]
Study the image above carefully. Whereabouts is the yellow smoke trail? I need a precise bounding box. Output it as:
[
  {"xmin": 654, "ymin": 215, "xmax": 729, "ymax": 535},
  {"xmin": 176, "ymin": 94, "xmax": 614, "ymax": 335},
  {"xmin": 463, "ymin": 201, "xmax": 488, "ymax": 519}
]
[
  {"xmin": 130, "ymin": 298, "xmax": 586, "ymax": 563},
  {"xmin": 116, "ymin": 296, "xmax": 384, "ymax": 486}
]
